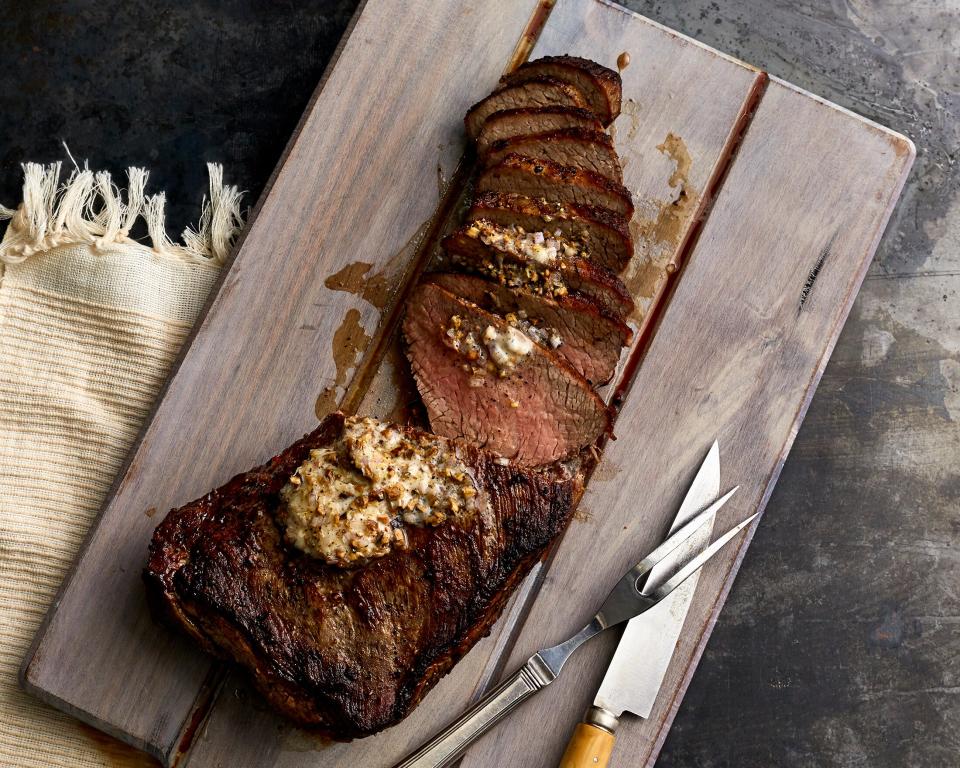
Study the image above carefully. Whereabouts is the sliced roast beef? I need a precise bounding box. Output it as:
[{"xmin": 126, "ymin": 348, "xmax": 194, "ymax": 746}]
[
  {"xmin": 464, "ymin": 77, "xmax": 587, "ymax": 139},
  {"xmin": 145, "ymin": 412, "xmax": 580, "ymax": 737},
  {"xmin": 468, "ymin": 192, "xmax": 633, "ymax": 273},
  {"xmin": 502, "ymin": 55, "xmax": 622, "ymax": 125},
  {"xmin": 442, "ymin": 222, "xmax": 635, "ymax": 319},
  {"xmin": 427, "ymin": 272, "xmax": 631, "ymax": 385},
  {"xmin": 476, "ymin": 154, "xmax": 634, "ymax": 218},
  {"xmin": 403, "ymin": 282, "xmax": 610, "ymax": 465},
  {"xmin": 482, "ymin": 127, "xmax": 623, "ymax": 183},
  {"xmin": 476, "ymin": 106, "xmax": 603, "ymax": 156}
]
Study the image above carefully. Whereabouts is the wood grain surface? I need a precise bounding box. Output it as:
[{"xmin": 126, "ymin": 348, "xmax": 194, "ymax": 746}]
[
  {"xmin": 19, "ymin": 0, "xmax": 543, "ymax": 762},
  {"xmin": 18, "ymin": 0, "xmax": 914, "ymax": 767},
  {"xmin": 458, "ymin": 77, "xmax": 914, "ymax": 768},
  {"xmin": 180, "ymin": 2, "xmax": 762, "ymax": 766}
]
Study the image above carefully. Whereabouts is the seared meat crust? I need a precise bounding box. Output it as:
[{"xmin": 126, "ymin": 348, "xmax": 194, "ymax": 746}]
[
  {"xmin": 464, "ymin": 77, "xmax": 587, "ymax": 139},
  {"xmin": 145, "ymin": 413, "xmax": 580, "ymax": 738},
  {"xmin": 482, "ymin": 127, "xmax": 623, "ymax": 183},
  {"xmin": 476, "ymin": 106, "xmax": 603, "ymax": 156},
  {"xmin": 477, "ymin": 154, "xmax": 634, "ymax": 218},
  {"xmin": 502, "ymin": 55, "xmax": 622, "ymax": 125}
]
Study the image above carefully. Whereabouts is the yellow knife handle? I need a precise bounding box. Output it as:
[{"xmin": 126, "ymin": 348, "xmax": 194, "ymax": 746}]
[{"xmin": 559, "ymin": 722, "xmax": 616, "ymax": 768}]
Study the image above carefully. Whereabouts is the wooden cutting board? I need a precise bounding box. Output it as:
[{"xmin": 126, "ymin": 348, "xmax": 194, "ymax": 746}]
[{"xmin": 21, "ymin": 1, "xmax": 913, "ymax": 766}]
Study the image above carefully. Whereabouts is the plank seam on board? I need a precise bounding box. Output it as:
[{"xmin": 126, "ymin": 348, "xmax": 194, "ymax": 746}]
[
  {"xmin": 169, "ymin": 667, "xmax": 228, "ymax": 768},
  {"xmin": 502, "ymin": 0, "xmax": 559, "ymax": 77},
  {"xmin": 338, "ymin": 158, "xmax": 476, "ymax": 417},
  {"xmin": 459, "ymin": 65, "xmax": 770, "ymax": 720},
  {"xmin": 608, "ymin": 72, "xmax": 770, "ymax": 413}
]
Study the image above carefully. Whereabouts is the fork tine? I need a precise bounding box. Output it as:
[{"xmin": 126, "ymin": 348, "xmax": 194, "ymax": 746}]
[
  {"xmin": 633, "ymin": 486, "xmax": 740, "ymax": 580},
  {"xmin": 643, "ymin": 511, "xmax": 760, "ymax": 601}
]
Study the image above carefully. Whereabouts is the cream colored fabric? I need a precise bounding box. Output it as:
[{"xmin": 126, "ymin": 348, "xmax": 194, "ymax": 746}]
[{"xmin": 0, "ymin": 162, "xmax": 242, "ymax": 767}]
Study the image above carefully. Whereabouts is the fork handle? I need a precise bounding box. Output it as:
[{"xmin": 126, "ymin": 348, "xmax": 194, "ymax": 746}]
[{"xmin": 394, "ymin": 654, "xmax": 554, "ymax": 767}]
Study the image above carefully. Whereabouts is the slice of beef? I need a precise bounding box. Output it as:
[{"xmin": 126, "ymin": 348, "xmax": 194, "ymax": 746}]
[
  {"xmin": 482, "ymin": 127, "xmax": 623, "ymax": 183},
  {"xmin": 502, "ymin": 55, "xmax": 622, "ymax": 125},
  {"xmin": 145, "ymin": 412, "xmax": 580, "ymax": 738},
  {"xmin": 468, "ymin": 192, "xmax": 633, "ymax": 274},
  {"xmin": 442, "ymin": 224, "xmax": 635, "ymax": 319},
  {"xmin": 403, "ymin": 283, "xmax": 611, "ymax": 465},
  {"xmin": 476, "ymin": 106, "xmax": 603, "ymax": 156},
  {"xmin": 427, "ymin": 272, "xmax": 632, "ymax": 385},
  {"xmin": 476, "ymin": 153, "xmax": 634, "ymax": 218},
  {"xmin": 464, "ymin": 77, "xmax": 587, "ymax": 139}
]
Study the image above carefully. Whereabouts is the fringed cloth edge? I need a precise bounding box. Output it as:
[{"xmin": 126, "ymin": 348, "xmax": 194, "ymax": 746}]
[{"xmin": 0, "ymin": 161, "xmax": 244, "ymax": 269}]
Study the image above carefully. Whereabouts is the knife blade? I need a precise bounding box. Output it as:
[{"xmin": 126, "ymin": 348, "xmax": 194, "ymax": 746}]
[
  {"xmin": 594, "ymin": 441, "xmax": 720, "ymax": 718},
  {"xmin": 593, "ymin": 440, "xmax": 720, "ymax": 721}
]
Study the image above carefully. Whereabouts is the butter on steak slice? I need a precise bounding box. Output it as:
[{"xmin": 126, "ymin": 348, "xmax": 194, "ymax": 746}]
[
  {"xmin": 145, "ymin": 412, "xmax": 580, "ymax": 738},
  {"xmin": 468, "ymin": 191, "xmax": 634, "ymax": 273},
  {"xmin": 426, "ymin": 271, "xmax": 632, "ymax": 386},
  {"xmin": 403, "ymin": 282, "xmax": 611, "ymax": 466},
  {"xmin": 442, "ymin": 221, "xmax": 635, "ymax": 320}
]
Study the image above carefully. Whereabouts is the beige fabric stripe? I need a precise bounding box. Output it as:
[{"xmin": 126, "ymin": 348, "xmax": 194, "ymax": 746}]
[
  {"xmin": 6, "ymin": 244, "xmax": 222, "ymax": 324},
  {"xmin": 1, "ymin": 240, "xmax": 220, "ymax": 766},
  {"xmin": 4, "ymin": 284, "xmax": 197, "ymax": 333}
]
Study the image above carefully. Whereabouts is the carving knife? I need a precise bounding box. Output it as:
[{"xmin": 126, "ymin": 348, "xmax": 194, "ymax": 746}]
[{"xmin": 559, "ymin": 441, "xmax": 722, "ymax": 767}]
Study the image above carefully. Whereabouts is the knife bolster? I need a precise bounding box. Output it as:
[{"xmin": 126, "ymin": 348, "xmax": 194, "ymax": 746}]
[{"xmin": 584, "ymin": 705, "xmax": 620, "ymax": 734}]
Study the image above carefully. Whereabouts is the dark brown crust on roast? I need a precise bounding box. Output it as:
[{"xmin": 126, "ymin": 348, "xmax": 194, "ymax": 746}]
[
  {"xmin": 476, "ymin": 106, "xmax": 603, "ymax": 156},
  {"xmin": 468, "ymin": 191, "xmax": 634, "ymax": 273},
  {"xmin": 427, "ymin": 272, "xmax": 631, "ymax": 385},
  {"xmin": 561, "ymin": 257, "xmax": 635, "ymax": 318},
  {"xmin": 503, "ymin": 55, "xmax": 622, "ymax": 125},
  {"xmin": 476, "ymin": 154, "xmax": 634, "ymax": 218},
  {"xmin": 441, "ymin": 227, "xmax": 635, "ymax": 320},
  {"xmin": 144, "ymin": 413, "xmax": 580, "ymax": 738},
  {"xmin": 464, "ymin": 77, "xmax": 587, "ymax": 139},
  {"xmin": 403, "ymin": 284, "xmax": 612, "ymax": 465},
  {"xmin": 483, "ymin": 127, "xmax": 623, "ymax": 183}
]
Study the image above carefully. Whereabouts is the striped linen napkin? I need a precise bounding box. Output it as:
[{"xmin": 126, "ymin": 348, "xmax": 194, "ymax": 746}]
[{"xmin": 0, "ymin": 161, "xmax": 242, "ymax": 767}]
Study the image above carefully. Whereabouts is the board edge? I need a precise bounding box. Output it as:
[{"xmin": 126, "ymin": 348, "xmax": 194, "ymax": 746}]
[{"xmin": 638, "ymin": 78, "xmax": 917, "ymax": 767}]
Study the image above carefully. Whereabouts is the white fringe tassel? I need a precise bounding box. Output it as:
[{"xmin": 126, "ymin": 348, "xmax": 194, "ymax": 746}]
[{"xmin": 0, "ymin": 159, "xmax": 244, "ymax": 267}]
